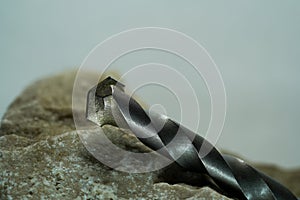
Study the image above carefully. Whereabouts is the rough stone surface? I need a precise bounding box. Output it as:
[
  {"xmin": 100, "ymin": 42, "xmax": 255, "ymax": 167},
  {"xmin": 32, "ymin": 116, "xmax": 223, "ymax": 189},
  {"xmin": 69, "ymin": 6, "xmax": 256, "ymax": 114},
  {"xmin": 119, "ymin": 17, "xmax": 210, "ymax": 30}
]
[{"xmin": 0, "ymin": 71, "xmax": 299, "ymax": 199}]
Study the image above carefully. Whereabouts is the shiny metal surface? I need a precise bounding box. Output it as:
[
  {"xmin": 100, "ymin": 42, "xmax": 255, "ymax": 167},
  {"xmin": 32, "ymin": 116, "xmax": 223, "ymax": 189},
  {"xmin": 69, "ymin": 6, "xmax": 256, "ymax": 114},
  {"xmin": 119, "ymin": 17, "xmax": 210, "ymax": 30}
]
[{"xmin": 87, "ymin": 77, "xmax": 298, "ymax": 200}]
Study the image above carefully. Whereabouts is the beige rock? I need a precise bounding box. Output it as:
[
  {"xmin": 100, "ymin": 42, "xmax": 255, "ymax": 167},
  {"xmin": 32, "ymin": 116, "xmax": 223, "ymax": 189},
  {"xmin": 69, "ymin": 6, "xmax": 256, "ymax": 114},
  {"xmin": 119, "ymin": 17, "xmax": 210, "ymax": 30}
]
[{"xmin": 0, "ymin": 70, "xmax": 299, "ymax": 199}]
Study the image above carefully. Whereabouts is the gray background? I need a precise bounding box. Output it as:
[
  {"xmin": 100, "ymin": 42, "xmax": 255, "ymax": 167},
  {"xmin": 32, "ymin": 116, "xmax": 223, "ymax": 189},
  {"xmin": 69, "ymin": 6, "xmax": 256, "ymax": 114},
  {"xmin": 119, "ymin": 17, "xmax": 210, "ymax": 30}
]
[{"xmin": 0, "ymin": 1, "xmax": 299, "ymax": 168}]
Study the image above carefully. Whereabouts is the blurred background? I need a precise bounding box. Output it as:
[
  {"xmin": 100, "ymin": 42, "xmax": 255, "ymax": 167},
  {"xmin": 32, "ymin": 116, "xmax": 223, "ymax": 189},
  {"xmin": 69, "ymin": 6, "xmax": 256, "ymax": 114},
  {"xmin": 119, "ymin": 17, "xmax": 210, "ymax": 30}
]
[{"xmin": 0, "ymin": 1, "xmax": 299, "ymax": 168}]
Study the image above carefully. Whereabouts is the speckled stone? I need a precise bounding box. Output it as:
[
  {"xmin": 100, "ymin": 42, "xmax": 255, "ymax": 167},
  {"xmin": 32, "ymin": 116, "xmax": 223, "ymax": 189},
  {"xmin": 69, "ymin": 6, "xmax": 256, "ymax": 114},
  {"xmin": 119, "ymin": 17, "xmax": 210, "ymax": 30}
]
[
  {"xmin": 0, "ymin": 128, "xmax": 231, "ymax": 200},
  {"xmin": 0, "ymin": 71, "xmax": 299, "ymax": 199}
]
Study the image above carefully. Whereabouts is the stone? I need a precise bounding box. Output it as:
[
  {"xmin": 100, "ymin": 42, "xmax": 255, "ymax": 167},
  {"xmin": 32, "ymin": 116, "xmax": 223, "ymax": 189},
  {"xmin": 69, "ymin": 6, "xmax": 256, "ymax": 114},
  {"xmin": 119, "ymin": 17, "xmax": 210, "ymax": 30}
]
[{"xmin": 0, "ymin": 70, "xmax": 299, "ymax": 199}]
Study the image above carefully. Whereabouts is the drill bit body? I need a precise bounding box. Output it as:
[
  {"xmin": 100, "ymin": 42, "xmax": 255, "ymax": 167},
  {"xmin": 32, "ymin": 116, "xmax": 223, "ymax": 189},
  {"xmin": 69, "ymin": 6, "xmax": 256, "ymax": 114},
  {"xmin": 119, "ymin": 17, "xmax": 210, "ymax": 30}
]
[{"xmin": 86, "ymin": 77, "xmax": 298, "ymax": 200}]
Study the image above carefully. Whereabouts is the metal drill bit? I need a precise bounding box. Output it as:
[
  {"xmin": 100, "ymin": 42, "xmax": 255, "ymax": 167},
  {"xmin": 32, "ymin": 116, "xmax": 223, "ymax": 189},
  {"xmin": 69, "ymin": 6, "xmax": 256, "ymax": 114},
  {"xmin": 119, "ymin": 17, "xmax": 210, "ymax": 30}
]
[{"xmin": 86, "ymin": 77, "xmax": 298, "ymax": 200}]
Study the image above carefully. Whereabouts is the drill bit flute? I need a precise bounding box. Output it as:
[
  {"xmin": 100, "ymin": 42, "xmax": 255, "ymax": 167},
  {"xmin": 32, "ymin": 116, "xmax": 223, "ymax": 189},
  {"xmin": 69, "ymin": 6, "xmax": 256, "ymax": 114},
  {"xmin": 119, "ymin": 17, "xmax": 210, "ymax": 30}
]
[{"xmin": 86, "ymin": 77, "xmax": 298, "ymax": 200}]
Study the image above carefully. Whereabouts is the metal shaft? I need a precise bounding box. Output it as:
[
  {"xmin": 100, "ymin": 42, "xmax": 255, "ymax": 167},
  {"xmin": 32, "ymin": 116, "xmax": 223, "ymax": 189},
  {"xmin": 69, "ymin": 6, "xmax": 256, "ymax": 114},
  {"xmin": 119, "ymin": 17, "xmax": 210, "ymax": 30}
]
[{"xmin": 86, "ymin": 77, "xmax": 298, "ymax": 200}]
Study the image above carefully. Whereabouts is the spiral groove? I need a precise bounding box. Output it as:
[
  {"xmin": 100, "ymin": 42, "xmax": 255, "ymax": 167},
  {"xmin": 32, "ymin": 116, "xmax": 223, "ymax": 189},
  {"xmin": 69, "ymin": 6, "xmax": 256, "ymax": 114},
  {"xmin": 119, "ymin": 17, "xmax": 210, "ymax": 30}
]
[{"xmin": 86, "ymin": 77, "xmax": 297, "ymax": 200}]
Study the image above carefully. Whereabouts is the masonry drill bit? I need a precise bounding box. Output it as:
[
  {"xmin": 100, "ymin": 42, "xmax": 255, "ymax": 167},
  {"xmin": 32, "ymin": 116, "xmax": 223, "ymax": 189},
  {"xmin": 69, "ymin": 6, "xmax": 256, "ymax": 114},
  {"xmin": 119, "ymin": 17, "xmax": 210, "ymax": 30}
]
[{"xmin": 86, "ymin": 77, "xmax": 298, "ymax": 200}]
